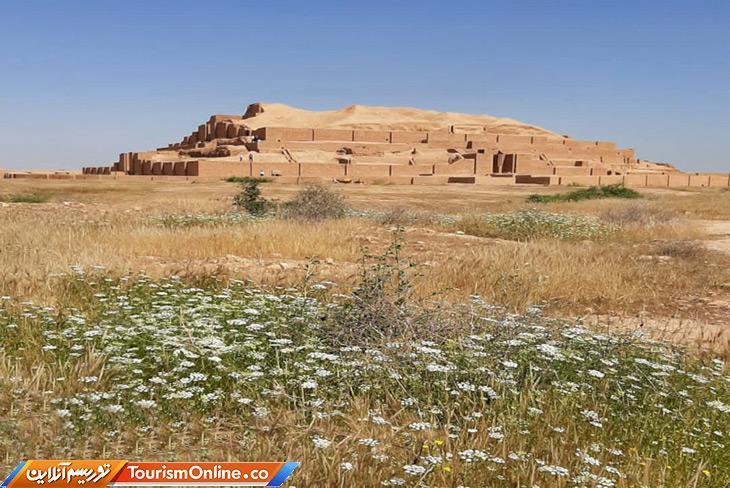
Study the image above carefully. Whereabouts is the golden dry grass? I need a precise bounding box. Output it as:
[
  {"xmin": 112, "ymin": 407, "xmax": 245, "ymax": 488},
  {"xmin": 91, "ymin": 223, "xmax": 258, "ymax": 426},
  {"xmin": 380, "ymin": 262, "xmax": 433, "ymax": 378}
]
[
  {"xmin": 4, "ymin": 178, "xmax": 729, "ymax": 216},
  {"xmin": 1, "ymin": 178, "xmax": 728, "ymax": 344},
  {"xmin": 420, "ymin": 239, "xmax": 726, "ymax": 314},
  {"xmin": 0, "ymin": 207, "xmax": 376, "ymax": 302},
  {"xmin": 4, "ymin": 398, "xmax": 716, "ymax": 488}
]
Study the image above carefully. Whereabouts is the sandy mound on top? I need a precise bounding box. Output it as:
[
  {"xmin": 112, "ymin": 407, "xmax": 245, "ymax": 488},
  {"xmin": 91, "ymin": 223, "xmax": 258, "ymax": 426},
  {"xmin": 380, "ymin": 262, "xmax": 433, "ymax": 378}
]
[{"xmin": 239, "ymin": 103, "xmax": 558, "ymax": 136}]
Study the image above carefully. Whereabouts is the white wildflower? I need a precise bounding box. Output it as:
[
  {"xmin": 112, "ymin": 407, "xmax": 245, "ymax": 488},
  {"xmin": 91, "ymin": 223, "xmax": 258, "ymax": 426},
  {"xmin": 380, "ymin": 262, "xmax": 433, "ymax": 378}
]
[
  {"xmin": 136, "ymin": 399, "xmax": 156, "ymax": 409},
  {"xmin": 312, "ymin": 435, "xmax": 332, "ymax": 449},
  {"xmin": 707, "ymin": 400, "xmax": 730, "ymax": 413},
  {"xmin": 403, "ymin": 464, "xmax": 426, "ymax": 476},
  {"xmin": 587, "ymin": 369, "xmax": 605, "ymax": 379},
  {"xmin": 538, "ymin": 465, "xmax": 569, "ymax": 476}
]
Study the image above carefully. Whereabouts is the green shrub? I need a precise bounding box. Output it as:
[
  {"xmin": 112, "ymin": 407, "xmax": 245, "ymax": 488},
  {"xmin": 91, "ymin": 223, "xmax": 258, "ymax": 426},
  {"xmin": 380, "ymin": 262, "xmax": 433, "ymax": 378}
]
[
  {"xmin": 225, "ymin": 176, "xmax": 271, "ymax": 184},
  {"xmin": 233, "ymin": 179, "xmax": 270, "ymax": 216},
  {"xmin": 527, "ymin": 185, "xmax": 641, "ymax": 203},
  {"xmin": 281, "ymin": 184, "xmax": 349, "ymax": 221},
  {"xmin": 326, "ymin": 231, "xmax": 421, "ymax": 345}
]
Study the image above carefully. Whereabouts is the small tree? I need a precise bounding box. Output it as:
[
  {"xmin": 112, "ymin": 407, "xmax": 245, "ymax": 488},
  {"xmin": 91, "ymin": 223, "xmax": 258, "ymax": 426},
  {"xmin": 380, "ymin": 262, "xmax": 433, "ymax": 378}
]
[{"xmin": 233, "ymin": 179, "xmax": 269, "ymax": 216}]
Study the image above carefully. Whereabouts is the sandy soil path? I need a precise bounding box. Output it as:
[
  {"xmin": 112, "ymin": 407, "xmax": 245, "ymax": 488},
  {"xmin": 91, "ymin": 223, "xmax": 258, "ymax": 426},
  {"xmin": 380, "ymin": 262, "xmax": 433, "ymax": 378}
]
[{"xmin": 700, "ymin": 220, "xmax": 730, "ymax": 254}]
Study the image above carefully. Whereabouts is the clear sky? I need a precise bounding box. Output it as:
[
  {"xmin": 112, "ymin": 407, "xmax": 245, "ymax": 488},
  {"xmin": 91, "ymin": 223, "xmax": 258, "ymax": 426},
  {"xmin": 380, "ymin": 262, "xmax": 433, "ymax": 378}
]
[{"xmin": 1, "ymin": 0, "xmax": 728, "ymax": 172}]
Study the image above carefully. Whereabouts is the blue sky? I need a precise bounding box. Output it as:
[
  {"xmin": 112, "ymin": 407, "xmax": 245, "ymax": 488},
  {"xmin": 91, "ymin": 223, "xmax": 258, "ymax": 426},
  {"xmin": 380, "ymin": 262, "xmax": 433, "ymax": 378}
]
[{"xmin": 1, "ymin": 0, "xmax": 728, "ymax": 171}]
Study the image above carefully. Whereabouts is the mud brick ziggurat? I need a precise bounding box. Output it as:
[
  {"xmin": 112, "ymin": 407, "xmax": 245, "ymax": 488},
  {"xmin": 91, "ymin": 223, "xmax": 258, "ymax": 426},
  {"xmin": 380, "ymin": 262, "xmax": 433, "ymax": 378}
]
[{"xmin": 9, "ymin": 102, "xmax": 727, "ymax": 188}]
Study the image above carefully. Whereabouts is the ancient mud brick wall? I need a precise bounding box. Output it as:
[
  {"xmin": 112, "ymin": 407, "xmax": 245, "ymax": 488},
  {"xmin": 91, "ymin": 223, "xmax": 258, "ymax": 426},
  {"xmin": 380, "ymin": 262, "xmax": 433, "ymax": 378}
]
[
  {"xmin": 390, "ymin": 131, "xmax": 428, "ymax": 144},
  {"xmin": 497, "ymin": 134, "xmax": 532, "ymax": 145},
  {"xmin": 133, "ymin": 157, "xmax": 143, "ymax": 175},
  {"xmin": 556, "ymin": 175, "xmax": 597, "ymax": 186},
  {"xmin": 622, "ymin": 174, "xmax": 646, "ymax": 187},
  {"xmin": 173, "ymin": 162, "xmax": 187, "ymax": 176},
  {"xmin": 474, "ymin": 175, "xmax": 517, "ymax": 185},
  {"xmin": 689, "ymin": 174, "xmax": 710, "ymax": 187},
  {"xmin": 313, "ymin": 129, "xmax": 354, "ymax": 141},
  {"xmin": 709, "ymin": 174, "xmax": 730, "ymax": 187},
  {"xmin": 433, "ymin": 160, "xmax": 476, "ymax": 176},
  {"xmin": 667, "ymin": 174, "xmax": 689, "ymax": 188},
  {"xmin": 253, "ymin": 127, "xmax": 314, "ymax": 142},
  {"xmin": 391, "ymin": 164, "xmax": 435, "ymax": 176},
  {"xmin": 554, "ymin": 166, "xmax": 592, "ymax": 176},
  {"xmin": 428, "ymin": 132, "xmax": 467, "ymax": 144},
  {"xmin": 186, "ymin": 161, "xmax": 248, "ymax": 178},
  {"xmin": 346, "ymin": 164, "xmax": 391, "ymax": 178},
  {"xmin": 598, "ymin": 175, "xmax": 625, "ymax": 186},
  {"xmin": 353, "ymin": 130, "xmax": 390, "ymax": 143},
  {"xmin": 298, "ymin": 163, "xmax": 345, "ymax": 178},
  {"xmin": 252, "ymin": 162, "xmax": 299, "ymax": 177},
  {"xmin": 646, "ymin": 174, "xmax": 669, "ymax": 187}
]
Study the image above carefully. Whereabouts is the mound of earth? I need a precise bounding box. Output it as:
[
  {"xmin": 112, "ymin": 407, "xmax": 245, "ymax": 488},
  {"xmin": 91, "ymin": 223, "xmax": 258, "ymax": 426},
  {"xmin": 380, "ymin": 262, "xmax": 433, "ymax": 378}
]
[{"xmin": 240, "ymin": 102, "xmax": 556, "ymax": 136}]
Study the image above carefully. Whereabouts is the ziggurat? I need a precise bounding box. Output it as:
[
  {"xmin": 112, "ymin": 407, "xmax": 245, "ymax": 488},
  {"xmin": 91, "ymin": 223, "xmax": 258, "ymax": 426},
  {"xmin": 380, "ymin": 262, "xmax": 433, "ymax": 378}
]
[{"xmin": 47, "ymin": 103, "xmax": 730, "ymax": 188}]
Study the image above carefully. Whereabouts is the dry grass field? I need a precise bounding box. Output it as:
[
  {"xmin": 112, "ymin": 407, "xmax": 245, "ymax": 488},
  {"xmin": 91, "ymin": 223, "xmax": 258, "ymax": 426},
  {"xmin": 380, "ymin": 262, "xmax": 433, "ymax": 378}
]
[
  {"xmin": 1, "ymin": 178, "xmax": 729, "ymax": 486},
  {"xmin": 2, "ymin": 179, "xmax": 729, "ymax": 331}
]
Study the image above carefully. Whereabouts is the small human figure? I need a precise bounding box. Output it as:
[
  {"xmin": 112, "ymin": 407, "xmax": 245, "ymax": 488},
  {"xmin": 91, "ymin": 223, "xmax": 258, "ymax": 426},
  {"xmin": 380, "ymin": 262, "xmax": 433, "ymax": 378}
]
[
  {"xmin": 239, "ymin": 155, "xmax": 243, "ymax": 162},
  {"xmin": 249, "ymin": 152, "xmax": 254, "ymax": 163},
  {"xmin": 259, "ymin": 170, "xmax": 265, "ymax": 177}
]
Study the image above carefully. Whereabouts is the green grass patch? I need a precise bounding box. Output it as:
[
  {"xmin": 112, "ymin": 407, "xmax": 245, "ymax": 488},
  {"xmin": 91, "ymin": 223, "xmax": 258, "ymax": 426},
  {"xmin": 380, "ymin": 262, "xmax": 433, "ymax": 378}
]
[
  {"xmin": 0, "ymin": 193, "xmax": 50, "ymax": 203},
  {"xmin": 224, "ymin": 176, "xmax": 272, "ymax": 184},
  {"xmin": 527, "ymin": 184, "xmax": 641, "ymax": 203},
  {"xmin": 455, "ymin": 209, "xmax": 614, "ymax": 241}
]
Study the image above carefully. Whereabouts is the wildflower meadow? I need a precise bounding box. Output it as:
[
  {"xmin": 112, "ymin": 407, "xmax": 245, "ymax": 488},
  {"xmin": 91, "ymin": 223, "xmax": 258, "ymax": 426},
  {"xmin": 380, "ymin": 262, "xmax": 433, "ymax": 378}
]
[{"xmin": 1, "ymin": 266, "xmax": 727, "ymax": 487}]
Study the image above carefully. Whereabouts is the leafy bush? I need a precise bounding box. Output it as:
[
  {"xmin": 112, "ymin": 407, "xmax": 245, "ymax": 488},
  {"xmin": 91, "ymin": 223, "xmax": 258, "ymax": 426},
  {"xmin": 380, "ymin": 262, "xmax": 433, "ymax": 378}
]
[
  {"xmin": 233, "ymin": 179, "xmax": 270, "ymax": 216},
  {"xmin": 527, "ymin": 185, "xmax": 641, "ymax": 203},
  {"xmin": 281, "ymin": 184, "xmax": 349, "ymax": 221}
]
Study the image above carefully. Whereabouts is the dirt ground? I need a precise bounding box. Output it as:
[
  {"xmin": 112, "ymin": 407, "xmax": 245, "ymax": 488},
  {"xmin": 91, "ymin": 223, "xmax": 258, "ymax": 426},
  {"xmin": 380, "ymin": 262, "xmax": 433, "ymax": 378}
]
[{"xmin": 700, "ymin": 219, "xmax": 730, "ymax": 254}]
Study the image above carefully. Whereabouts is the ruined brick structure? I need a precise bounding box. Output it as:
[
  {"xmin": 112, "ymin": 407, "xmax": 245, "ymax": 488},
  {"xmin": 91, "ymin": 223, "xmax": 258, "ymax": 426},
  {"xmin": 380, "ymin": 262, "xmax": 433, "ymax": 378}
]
[{"xmin": 73, "ymin": 103, "xmax": 728, "ymax": 188}]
